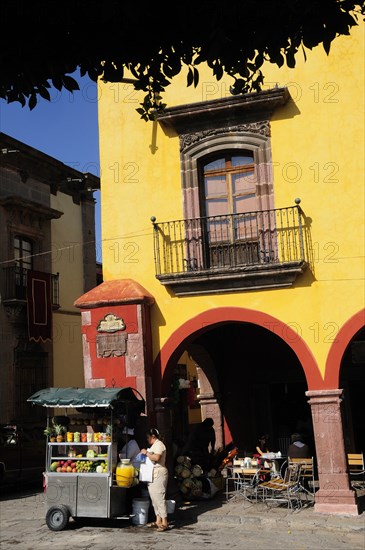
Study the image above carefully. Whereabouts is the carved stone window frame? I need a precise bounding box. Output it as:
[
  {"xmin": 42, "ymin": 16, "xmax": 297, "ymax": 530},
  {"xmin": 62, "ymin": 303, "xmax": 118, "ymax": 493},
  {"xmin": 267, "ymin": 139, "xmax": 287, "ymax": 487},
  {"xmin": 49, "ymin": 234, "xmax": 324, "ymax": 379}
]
[
  {"xmin": 157, "ymin": 87, "xmax": 289, "ymax": 221},
  {"xmin": 154, "ymin": 88, "xmax": 309, "ymax": 295},
  {"xmin": 179, "ymin": 126, "xmax": 274, "ymax": 220}
]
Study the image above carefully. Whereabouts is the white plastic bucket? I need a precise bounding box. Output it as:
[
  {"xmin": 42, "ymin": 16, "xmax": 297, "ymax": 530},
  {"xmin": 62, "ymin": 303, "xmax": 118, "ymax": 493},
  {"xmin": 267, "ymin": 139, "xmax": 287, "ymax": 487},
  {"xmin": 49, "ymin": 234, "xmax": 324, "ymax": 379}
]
[
  {"xmin": 131, "ymin": 498, "xmax": 150, "ymax": 526},
  {"xmin": 166, "ymin": 499, "xmax": 176, "ymax": 514}
]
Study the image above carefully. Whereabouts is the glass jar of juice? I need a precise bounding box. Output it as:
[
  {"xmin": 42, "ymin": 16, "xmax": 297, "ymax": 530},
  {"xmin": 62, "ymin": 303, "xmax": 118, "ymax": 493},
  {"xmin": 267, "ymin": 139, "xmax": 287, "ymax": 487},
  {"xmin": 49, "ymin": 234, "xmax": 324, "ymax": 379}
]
[{"xmin": 116, "ymin": 459, "xmax": 135, "ymax": 488}]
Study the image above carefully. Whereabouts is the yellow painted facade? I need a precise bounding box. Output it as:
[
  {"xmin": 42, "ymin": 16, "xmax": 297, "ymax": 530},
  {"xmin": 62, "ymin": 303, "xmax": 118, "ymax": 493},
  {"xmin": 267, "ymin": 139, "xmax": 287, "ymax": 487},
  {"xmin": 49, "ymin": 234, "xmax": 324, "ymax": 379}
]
[
  {"xmin": 98, "ymin": 25, "xmax": 364, "ymax": 382},
  {"xmin": 51, "ymin": 192, "xmax": 86, "ymax": 387}
]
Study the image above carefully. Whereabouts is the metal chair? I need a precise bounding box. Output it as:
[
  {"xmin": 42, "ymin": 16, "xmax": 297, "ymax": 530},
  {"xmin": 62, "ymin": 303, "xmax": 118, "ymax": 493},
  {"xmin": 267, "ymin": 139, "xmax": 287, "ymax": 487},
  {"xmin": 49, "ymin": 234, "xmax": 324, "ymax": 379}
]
[
  {"xmin": 288, "ymin": 457, "xmax": 315, "ymax": 499},
  {"xmin": 257, "ymin": 461, "xmax": 303, "ymax": 510},
  {"xmin": 225, "ymin": 459, "xmax": 262, "ymax": 503}
]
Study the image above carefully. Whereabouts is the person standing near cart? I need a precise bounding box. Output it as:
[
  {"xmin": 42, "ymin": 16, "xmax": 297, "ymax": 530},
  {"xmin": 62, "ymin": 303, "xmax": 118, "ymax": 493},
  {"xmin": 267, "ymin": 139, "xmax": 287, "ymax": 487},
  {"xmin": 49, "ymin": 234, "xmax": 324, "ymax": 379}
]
[{"xmin": 140, "ymin": 428, "xmax": 169, "ymax": 532}]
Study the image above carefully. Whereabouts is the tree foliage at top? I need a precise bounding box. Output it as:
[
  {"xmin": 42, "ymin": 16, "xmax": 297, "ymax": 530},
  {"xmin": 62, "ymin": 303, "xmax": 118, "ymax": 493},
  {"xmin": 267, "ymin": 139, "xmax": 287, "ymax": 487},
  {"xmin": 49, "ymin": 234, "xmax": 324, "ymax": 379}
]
[{"xmin": 1, "ymin": 1, "xmax": 364, "ymax": 120}]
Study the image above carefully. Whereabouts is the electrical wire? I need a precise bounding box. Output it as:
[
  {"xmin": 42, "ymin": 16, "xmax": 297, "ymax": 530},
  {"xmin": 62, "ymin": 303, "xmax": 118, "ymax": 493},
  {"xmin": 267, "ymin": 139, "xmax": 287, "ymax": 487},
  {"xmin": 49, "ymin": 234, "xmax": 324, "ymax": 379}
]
[{"xmin": 0, "ymin": 227, "xmax": 153, "ymax": 265}]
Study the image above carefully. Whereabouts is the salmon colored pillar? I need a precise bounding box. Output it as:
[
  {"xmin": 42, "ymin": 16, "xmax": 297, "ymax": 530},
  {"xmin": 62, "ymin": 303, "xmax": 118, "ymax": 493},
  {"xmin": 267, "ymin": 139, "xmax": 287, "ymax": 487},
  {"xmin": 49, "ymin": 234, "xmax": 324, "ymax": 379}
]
[{"xmin": 306, "ymin": 389, "xmax": 358, "ymax": 515}]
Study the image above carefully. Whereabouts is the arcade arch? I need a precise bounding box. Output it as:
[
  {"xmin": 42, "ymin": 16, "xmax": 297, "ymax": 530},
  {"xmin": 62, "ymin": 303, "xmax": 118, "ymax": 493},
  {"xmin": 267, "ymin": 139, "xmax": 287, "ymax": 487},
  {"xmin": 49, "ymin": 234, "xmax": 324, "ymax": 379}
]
[{"xmin": 157, "ymin": 308, "xmax": 320, "ymax": 456}]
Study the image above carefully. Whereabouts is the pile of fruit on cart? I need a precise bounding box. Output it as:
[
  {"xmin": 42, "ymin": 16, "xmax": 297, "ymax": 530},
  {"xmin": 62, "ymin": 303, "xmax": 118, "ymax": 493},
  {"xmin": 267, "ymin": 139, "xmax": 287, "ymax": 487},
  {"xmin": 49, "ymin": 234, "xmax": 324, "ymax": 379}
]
[{"xmin": 50, "ymin": 458, "xmax": 108, "ymax": 473}]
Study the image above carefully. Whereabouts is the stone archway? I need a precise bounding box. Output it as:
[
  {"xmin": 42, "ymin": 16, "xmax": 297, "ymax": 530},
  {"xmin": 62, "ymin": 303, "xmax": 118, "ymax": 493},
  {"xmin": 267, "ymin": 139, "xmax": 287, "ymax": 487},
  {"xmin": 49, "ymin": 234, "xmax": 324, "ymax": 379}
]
[
  {"xmin": 154, "ymin": 307, "xmax": 361, "ymax": 515},
  {"xmin": 156, "ymin": 307, "xmax": 322, "ymax": 394},
  {"xmin": 154, "ymin": 307, "xmax": 321, "ymax": 471},
  {"xmin": 324, "ymin": 309, "xmax": 365, "ymax": 388},
  {"xmin": 304, "ymin": 310, "xmax": 365, "ymax": 516}
]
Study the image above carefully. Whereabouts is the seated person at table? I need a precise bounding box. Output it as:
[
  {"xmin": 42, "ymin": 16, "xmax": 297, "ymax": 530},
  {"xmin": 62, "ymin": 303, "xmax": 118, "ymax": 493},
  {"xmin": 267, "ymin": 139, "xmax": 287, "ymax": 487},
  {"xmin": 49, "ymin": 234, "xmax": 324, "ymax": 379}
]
[
  {"xmin": 255, "ymin": 434, "xmax": 270, "ymax": 456},
  {"xmin": 254, "ymin": 434, "xmax": 271, "ymax": 480},
  {"xmin": 287, "ymin": 433, "xmax": 310, "ymax": 459}
]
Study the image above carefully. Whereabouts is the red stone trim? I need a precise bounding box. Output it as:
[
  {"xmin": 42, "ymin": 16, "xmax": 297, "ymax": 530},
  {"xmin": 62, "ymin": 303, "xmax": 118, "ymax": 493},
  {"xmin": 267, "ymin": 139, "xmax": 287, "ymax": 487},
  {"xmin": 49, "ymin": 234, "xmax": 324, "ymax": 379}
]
[
  {"xmin": 324, "ymin": 309, "xmax": 365, "ymax": 388},
  {"xmin": 156, "ymin": 307, "xmax": 322, "ymax": 394}
]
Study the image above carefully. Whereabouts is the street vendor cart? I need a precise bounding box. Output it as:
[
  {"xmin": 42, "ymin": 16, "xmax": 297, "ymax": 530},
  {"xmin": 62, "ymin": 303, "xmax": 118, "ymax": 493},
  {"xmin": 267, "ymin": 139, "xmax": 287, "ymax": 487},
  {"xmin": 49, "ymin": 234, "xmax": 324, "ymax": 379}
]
[{"xmin": 27, "ymin": 387, "xmax": 145, "ymax": 531}]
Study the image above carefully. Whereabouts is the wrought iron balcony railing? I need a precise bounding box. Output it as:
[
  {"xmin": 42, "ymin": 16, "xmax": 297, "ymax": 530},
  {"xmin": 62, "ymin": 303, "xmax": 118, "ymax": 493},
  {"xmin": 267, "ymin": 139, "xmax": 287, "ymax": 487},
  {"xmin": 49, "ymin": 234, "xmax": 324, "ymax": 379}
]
[
  {"xmin": 2, "ymin": 266, "xmax": 60, "ymax": 308},
  {"xmin": 151, "ymin": 203, "xmax": 309, "ymax": 294}
]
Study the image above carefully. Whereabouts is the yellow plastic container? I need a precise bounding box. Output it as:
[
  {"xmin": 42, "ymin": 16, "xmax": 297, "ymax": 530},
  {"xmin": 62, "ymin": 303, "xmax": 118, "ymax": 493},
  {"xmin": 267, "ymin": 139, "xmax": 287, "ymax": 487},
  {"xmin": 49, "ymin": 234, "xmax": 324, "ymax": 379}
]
[{"xmin": 116, "ymin": 459, "xmax": 135, "ymax": 488}]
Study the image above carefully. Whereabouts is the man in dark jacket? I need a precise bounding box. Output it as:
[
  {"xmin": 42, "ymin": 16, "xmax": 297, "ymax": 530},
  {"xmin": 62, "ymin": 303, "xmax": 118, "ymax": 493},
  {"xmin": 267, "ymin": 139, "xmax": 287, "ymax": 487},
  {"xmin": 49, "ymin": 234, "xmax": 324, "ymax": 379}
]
[{"xmin": 287, "ymin": 433, "xmax": 310, "ymax": 458}]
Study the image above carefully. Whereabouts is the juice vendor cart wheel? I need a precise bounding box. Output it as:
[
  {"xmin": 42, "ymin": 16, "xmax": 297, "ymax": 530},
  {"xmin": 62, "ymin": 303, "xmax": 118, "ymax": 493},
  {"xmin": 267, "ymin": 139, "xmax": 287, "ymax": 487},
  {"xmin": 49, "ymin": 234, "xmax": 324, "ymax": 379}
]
[{"xmin": 46, "ymin": 505, "xmax": 70, "ymax": 531}]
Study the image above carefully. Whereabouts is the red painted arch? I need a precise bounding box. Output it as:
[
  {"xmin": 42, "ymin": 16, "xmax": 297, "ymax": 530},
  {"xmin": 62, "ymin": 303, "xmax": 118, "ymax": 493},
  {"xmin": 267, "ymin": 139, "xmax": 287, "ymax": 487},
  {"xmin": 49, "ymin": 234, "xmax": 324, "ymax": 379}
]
[
  {"xmin": 154, "ymin": 307, "xmax": 323, "ymax": 394},
  {"xmin": 324, "ymin": 309, "xmax": 365, "ymax": 388}
]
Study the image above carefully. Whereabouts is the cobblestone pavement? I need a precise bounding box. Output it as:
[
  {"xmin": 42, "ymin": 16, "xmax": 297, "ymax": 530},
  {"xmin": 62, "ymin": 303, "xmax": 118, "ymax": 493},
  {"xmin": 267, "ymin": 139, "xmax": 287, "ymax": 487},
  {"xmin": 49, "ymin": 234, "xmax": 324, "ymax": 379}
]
[{"xmin": 1, "ymin": 485, "xmax": 364, "ymax": 550}]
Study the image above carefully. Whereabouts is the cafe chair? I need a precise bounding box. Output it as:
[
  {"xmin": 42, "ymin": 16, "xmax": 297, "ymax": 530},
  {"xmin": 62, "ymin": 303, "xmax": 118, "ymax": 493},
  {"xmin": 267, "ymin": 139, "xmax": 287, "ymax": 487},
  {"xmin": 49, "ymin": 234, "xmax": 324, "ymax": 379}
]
[
  {"xmin": 225, "ymin": 458, "xmax": 262, "ymax": 503},
  {"xmin": 288, "ymin": 457, "xmax": 315, "ymax": 498},
  {"xmin": 347, "ymin": 453, "xmax": 365, "ymax": 489},
  {"xmin": 257, "ymin": 461, "xmax": 303, "ymax": 510}
]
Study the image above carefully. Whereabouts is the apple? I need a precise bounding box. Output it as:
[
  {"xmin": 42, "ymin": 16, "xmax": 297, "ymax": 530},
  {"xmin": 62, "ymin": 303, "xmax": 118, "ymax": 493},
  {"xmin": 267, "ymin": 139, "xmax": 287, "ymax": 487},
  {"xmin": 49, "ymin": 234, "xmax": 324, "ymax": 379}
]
[
  {"xmin": 60, "ymin": 461, "xmax": 64, "ymax": 466},
  {"xmin": 56, "ymin": 467, "xmax": 62, "ymax": 473},
  {"xmin": 61, "ymin": 466, "xmax": 67, "ymax": 472},
  {"xmin": 71, "ymin": 462, "xmax": 76, "ymax": 469},
  {"xmin": 66, "ymin": 466, "xmax": 72, "ymax": 472},
  {"xmin": 72, "ymin": 468, "xmax": 77, "ymax": 473}
]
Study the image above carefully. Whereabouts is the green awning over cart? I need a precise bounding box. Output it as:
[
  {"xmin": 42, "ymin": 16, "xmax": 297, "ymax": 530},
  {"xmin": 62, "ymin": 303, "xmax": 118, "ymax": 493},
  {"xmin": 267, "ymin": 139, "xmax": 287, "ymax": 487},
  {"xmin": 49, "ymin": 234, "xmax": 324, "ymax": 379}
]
[{"xmin": 27, "ymin": 387, "xmax": 144, "ymax": 409}]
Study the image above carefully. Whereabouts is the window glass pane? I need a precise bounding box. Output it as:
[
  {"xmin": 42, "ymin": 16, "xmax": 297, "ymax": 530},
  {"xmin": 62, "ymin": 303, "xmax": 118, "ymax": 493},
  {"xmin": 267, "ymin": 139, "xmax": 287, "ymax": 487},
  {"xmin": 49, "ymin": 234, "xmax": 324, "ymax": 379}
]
[
  {"xmin": 205, "ymin": 175, "xmax": 227, "ymax": 197},
  {"xmin": 23, "ymin": 256, "xmax": 32, "ymax": 269},
  {"xmin": 206, "ymin": 198, "xmax": 229, "ymax": 217},
  {"xmin": 231, "ymin": 154, "xmax": 254, "ymax": 167},
  {"xmin": 234, "ymin": 214, "xmax": 258, "ymax": 240},
  {"xmin": 208, "ymin": 219, "xmax": 229, "ymax": 242},
  {"xmin": 13, "ymin": 237, "xmax": 33, "ymax": 269},
  {"xmin": 204, "ymin": 158, "xmax": 225, "ymax": 172},
  {"xmin": 23, "ymin": 240, "xmax": 32, "ymax": 252},
  {"xmin": 234, "ymin": 194, "xmax": 258, "ymax": 214},
  {"xmin": 232, "ymin": 171, "xmax": 256, "ymax": 193}
]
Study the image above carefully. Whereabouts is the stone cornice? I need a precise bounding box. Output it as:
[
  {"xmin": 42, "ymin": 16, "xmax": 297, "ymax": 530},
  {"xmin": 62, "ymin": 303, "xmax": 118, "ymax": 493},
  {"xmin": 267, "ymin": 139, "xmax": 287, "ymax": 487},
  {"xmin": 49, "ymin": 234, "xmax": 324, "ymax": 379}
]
[
  {"xmin": 0, "ymin": 132, "xmax": 100, "ymax": 200},
  {"xmin": 157, "ymin": 87, "xmax": 289, "ymax": 134},
  {"xmin": 0, "ymin": 196, "xmax": 63, "ymax": 220}
]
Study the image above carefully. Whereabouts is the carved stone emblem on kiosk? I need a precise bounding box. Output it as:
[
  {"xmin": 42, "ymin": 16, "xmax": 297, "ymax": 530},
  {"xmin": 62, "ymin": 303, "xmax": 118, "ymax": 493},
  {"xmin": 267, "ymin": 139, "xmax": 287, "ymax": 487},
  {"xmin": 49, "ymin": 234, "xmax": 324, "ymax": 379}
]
[
  {"xmin": 97, "ymin": 313, "xmax": 126, "ymax": 333},
  {"xmin": 96, "ymin": 333, "xmax": 127, "ymax": 358},
  {"xmin": 96, "ymin": 314, "xmax": 127, "ymax": 358}
]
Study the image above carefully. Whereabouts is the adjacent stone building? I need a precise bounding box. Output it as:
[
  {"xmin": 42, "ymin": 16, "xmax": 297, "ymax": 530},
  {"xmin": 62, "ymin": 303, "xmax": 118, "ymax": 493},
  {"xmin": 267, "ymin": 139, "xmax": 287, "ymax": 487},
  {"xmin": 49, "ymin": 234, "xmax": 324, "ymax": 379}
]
[{"xmin": 0, "ymin": 132, "xmax": 99, "ymax": 426}]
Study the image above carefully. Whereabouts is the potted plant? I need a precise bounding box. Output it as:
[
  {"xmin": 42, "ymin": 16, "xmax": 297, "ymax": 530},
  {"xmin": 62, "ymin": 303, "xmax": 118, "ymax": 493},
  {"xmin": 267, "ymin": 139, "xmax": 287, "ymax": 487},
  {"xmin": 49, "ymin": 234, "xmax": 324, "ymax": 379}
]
[
  {"xmin": 53, "ymin": 423, "xmax": 66, "ymax": 443},
  {"xmin": 43, "ymin": 426, "xmax": 56, "ymax": 442}
]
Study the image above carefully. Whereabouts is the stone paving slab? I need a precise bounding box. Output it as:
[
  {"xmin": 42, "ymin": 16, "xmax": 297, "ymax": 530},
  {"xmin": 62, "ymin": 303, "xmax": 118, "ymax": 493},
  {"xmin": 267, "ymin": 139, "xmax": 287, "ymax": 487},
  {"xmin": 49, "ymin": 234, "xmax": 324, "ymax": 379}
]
[
  {"xmin": 173, "ymin": 489, "xmax": 365, "ymax": 536},
  {"xmin": 1, "ymin": 485, "xmax": 364, "ymax": 550}
]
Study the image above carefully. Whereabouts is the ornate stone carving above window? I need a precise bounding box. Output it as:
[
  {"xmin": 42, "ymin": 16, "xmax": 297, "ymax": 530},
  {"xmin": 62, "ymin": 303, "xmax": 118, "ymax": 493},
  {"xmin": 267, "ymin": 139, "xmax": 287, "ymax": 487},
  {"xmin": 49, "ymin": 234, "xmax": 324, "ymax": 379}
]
[{"xmin": 179, "ymin": 121, "xmax": 271, "ymax": 153}]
